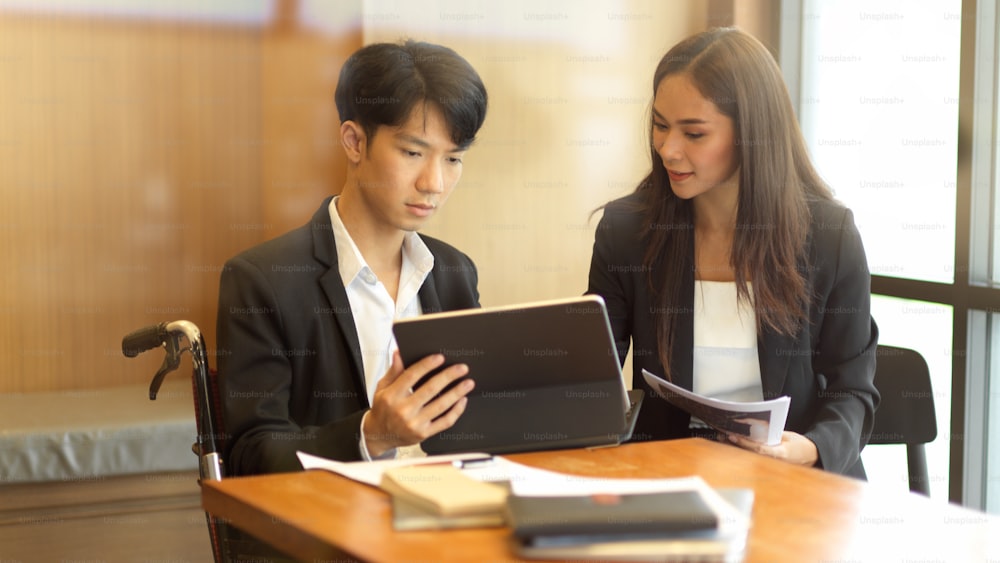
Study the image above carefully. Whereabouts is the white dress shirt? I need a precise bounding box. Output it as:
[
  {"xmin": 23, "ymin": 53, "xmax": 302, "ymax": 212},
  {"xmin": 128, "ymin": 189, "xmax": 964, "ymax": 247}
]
[{"xmin": 328, "ymin": 197, "xmax": 433, "ymax": 459}]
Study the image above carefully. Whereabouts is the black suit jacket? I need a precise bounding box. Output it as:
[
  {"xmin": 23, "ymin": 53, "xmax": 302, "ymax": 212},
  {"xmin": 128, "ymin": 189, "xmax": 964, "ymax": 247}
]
[
  {"xmin": 588, "ymin": 192, "xmax": 879, "ymax": 477},
  {"xmin": 217, "ymin": 197, "xmax": 480, "ymax": 475}
]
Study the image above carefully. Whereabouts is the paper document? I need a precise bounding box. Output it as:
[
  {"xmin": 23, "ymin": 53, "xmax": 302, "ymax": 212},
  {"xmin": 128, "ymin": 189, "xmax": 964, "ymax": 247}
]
[
  {"xmin": 296, "ymin": 451, "xmax": 493, "ymax": 487},
  {"xmin": 299, "ymin": 450, "xmax": 716, "ymax": 498},
  {"xmin": 641, "ymin": 369, "xmax": 790, "ymax": 446}
]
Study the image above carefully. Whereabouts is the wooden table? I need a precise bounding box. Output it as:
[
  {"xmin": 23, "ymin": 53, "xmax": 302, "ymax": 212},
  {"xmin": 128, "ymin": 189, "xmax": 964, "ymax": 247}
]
[{"xmin": 202, "ymin": 438, "xmax": 1000, "ymax": 562}]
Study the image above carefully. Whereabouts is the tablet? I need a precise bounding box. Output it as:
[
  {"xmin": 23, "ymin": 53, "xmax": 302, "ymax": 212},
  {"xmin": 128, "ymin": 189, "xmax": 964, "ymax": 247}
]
[{"xmin": 392, "ymin": 295, "xmax": 643, "ymax": 455}]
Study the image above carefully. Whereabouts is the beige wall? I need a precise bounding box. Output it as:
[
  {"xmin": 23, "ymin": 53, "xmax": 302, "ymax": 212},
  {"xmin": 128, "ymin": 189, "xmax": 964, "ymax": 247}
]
[
  {"xmin": 364, "ymin": 2, "xmax": 708, "ymax": 385},
  {"xmin": 364, "ymin": 1, "xmax": 706, "ymax": 309}
]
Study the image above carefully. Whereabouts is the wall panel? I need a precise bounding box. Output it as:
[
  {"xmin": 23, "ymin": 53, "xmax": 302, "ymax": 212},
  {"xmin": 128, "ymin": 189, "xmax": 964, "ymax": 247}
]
[
  {"xmin": 0, "ymin": 7, "xmax": 364, "ymax": 393},
  {"xmin": 0, "ymin": 14, "xmax": 263, "ymax": 392}
]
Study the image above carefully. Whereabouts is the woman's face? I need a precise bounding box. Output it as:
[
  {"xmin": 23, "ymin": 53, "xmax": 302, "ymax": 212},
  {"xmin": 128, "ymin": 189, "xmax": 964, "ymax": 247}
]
[{"xmin": 651, "ymin": 73, "xmax": 739, "ymax": 201}]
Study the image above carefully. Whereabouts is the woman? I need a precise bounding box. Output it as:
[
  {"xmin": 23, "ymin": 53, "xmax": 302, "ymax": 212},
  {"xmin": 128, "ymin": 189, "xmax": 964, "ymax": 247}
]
[{"xmin": 588, "ymin": 28, "xmax": 878, "ymax": 477}]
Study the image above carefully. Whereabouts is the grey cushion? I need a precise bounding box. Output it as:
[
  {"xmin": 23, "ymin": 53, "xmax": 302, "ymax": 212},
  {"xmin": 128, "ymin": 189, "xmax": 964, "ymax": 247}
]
[{"xmin": 0, "ymin": 379, "xmax": 197, "ymax": 483}]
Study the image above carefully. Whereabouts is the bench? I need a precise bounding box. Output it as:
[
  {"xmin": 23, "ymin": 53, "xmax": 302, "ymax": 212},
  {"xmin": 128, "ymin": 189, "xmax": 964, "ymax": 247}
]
[
  {"xmin": 0, "ymin": 378, "xmax": 198, "ymax": 483},
  {"xmin": 0, "ymin": 379, "xmax": 209, "ymax": 560}
]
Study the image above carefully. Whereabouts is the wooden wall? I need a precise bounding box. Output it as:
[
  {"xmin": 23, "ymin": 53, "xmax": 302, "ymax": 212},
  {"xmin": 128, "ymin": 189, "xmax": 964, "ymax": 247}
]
[
  {"xmin": 0, "ymin": 9, "xmax": 361, "ymax": 393},
  {"xmin": 259, "ymin": 12, "xmax": 359, "ymax": 234}
]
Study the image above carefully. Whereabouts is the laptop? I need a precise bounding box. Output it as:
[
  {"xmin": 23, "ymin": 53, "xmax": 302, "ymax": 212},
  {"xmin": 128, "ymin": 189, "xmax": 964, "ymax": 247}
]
[{"xmin": 392, "ymin": 295, "xmax": 644, "ymax": 455}]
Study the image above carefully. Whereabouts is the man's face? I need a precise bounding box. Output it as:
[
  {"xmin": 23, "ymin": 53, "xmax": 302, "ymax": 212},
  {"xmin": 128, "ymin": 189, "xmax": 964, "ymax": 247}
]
[{"xmin": 353, "ymin": 103, "xmax": 467, "ymax": 233}]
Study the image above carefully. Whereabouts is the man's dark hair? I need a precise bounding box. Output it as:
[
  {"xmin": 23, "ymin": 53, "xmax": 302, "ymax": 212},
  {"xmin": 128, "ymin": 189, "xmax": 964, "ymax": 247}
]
[{"xmin": 335, "ymin": 40, "xmax": 488, "ymax": 150}]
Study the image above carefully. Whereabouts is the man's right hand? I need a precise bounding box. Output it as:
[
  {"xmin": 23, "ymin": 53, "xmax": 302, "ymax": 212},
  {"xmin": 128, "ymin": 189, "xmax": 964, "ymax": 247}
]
[{"xmin": 362, "ymin": 351, "xmax": 474, "ymax": 457}]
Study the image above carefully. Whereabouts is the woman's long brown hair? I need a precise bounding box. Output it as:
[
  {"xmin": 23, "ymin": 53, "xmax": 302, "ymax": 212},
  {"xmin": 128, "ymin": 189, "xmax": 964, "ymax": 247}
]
[{"xmin": 636, "ymin": 28, "xmax": 834, "ymax": 380}]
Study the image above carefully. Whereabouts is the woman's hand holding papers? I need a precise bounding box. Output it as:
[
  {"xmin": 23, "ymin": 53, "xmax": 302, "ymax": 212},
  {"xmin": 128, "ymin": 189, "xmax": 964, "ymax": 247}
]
[
  {"xmin": 726, "ymin": 430, "xmax": 819, "ymax": 467},
  {"xmin": 364, "ymin": 351, "xmax": 475, "ymax": 457}
]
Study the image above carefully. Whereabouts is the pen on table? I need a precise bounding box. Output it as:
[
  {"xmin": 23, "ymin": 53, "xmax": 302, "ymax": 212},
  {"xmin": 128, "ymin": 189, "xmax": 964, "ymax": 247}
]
[
  {"xmin": 452, "ymin": 455, "xmax": 495, "ymax": 469},
  {"xmin": 414, "ymin": 454, "xmax": 494, "ymax": 469}
]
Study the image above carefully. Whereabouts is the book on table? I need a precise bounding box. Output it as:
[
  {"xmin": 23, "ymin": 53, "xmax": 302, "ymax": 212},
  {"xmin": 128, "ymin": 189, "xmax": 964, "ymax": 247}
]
[
  {"xmin": 379, "ymin": 463, "xmax": 509, "ymax": 531},
  {"xmin": 505, "ymin": 488, "xmax": 754, "ymax": 562}
]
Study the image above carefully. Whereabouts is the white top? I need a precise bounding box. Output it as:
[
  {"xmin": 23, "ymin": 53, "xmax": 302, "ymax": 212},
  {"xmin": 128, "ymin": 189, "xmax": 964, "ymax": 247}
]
[
  {"xmin": 692, "ymin": 281, "xmax": 763, "ymax": 403},
  {"xmin": 328, "ymin": 197, "xmax": 433, "ymax": 459}
]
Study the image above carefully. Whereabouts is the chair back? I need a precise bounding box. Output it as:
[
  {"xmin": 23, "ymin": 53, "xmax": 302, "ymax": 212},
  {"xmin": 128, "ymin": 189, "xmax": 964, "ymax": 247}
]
[{"xmin": 869, "ymin": 345, "xmax": 937, "ymax": 494}]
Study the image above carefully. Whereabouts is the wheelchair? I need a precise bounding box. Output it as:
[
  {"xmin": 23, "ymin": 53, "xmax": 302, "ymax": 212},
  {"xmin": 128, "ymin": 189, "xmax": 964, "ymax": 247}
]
[{"xmin": 123, "ymin": 319, "xmax": 299, "ymax": 562}]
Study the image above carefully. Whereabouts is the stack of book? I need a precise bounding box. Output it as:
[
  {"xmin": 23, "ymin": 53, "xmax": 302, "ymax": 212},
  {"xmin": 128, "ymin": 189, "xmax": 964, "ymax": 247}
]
[
  {"xmin": 373, "ymin": 454, "xmax": 752, "ymax": 561},
  {"xmin": 505, "ymin": 488, "xmax": 753, "ymax": 562}
]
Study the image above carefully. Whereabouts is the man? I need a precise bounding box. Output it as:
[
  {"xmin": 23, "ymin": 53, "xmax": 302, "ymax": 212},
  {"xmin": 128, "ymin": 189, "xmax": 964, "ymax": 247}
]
[{"xmin": 218, "ymin": 40, "xmax": 488, "ymax": 475}]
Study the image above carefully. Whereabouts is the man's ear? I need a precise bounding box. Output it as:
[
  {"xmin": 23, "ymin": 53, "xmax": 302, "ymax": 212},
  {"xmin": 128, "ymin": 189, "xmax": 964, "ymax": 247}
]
[{"xmin": 341, "ymin": 121, "xmax": 365, "ymax": 164}]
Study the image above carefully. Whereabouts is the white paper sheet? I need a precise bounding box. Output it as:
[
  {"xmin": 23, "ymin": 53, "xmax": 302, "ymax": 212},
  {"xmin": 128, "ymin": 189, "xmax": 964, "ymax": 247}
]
[
  {"xmin": 642, "ymin": 369, "xmax": 790, "ymax": 446},
  {"xmin": 295, "ymin": 451, "xmax": 493, "ymax": 487}
]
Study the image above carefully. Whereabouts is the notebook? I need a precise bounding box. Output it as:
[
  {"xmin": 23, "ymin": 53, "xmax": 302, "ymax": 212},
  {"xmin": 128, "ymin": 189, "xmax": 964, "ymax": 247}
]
[
  {"xmin": 508, "ymin": 488, "xmax": 754, "ymax": 562},
  {"xmin": 506, "ymin": 490, "xmax": 719, "ymax": 543},
  {"xmin": 392, "ymin": 295, "xmax": 643, "ymax": 455}
]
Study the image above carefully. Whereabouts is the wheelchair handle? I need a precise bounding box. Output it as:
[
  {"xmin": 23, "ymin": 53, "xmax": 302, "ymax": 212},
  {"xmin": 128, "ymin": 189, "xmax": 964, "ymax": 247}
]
[
  {"xmin": 121, "ymin": 319, "xmax": 222, "ymax": 478},
  {"xmin": 121, "ymin": 322, "xmax": 169, "ymax": 357}
]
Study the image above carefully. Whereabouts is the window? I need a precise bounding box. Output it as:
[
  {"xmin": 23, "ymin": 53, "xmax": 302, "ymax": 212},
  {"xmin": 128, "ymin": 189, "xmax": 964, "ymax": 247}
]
[
  {"xmin": 788, "ymin": 0, "xmax": 1000, "ymax": 511},
  {"xmin": 798, "ymin": 1, "xmax": 960, "ymax": 284}
]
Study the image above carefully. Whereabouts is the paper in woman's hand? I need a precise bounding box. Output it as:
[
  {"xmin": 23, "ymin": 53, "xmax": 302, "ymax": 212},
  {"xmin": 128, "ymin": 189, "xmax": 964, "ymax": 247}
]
[{"xmin": 641, "ymin": 369, "xmax": 790, "ymax": 446}]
